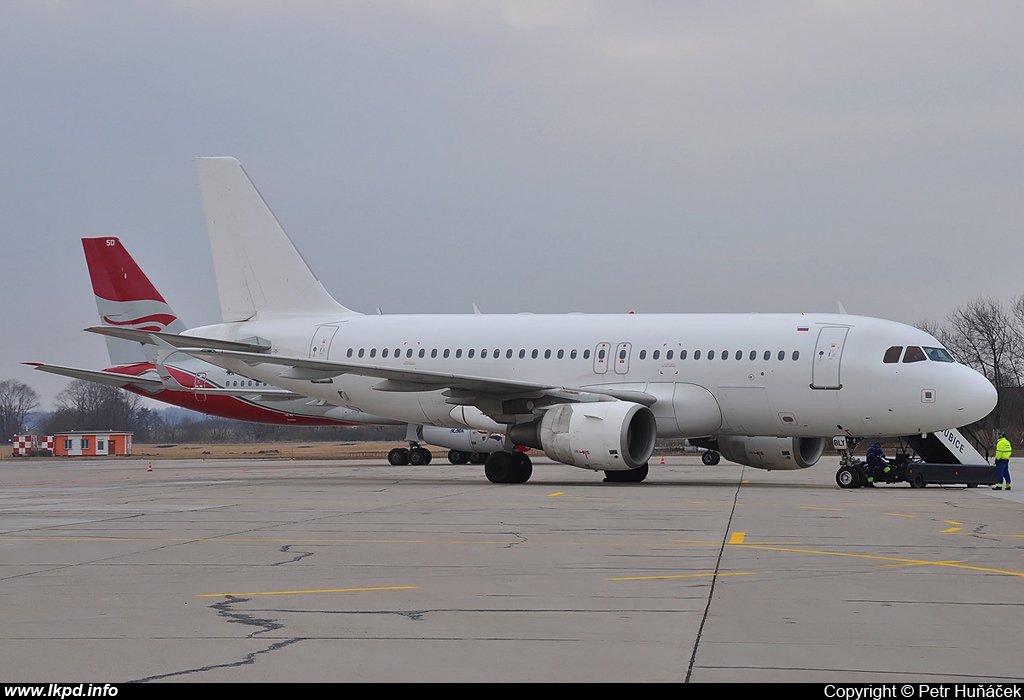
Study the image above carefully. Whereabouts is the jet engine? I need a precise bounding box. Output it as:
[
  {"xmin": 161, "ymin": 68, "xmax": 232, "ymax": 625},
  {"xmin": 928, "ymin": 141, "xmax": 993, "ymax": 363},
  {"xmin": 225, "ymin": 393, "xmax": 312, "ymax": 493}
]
[
  {"xmin": 507, "ymin": 401, "xmax": 657, "ymax": 471},
  {"xmin": 716, "ymin": 436, "xmax": 825, "ymax": 470}
]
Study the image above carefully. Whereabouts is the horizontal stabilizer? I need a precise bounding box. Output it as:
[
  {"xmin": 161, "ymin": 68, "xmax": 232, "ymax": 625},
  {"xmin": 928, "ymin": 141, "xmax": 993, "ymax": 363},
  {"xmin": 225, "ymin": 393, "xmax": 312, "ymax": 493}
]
[
  {"xmin": 24, "ymin": 362, "xmax": 164, "ymax": 393},
  {"xmin": 85, "ymin": 326, "xmax": 271, "ymax": 353}
]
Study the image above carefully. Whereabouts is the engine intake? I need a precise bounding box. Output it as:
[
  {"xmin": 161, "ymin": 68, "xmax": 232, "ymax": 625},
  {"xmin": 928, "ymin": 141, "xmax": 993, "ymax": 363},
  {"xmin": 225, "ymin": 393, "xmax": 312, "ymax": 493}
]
[{"xmin": 508, "ymin": 401, "xmax": 657, "ymax": 471}]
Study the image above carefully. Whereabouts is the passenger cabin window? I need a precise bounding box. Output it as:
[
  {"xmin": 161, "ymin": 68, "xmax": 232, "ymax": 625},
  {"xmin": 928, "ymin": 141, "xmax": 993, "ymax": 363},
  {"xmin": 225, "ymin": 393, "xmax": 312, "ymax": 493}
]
[
  {"xmin": 903, "ymin": 346, "xmax": 927, "ymax": 363},
  {"xmin": 883, "ymin": 346, "xmax": 903, "ymax": 363}
]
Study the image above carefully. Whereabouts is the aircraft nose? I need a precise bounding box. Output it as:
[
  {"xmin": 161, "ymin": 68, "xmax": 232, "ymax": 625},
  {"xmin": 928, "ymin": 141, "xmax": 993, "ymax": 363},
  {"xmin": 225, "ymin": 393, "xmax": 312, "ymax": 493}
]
[{"xmin": 956, "ymin": 367, "xmax": 998, "ymax": 424}]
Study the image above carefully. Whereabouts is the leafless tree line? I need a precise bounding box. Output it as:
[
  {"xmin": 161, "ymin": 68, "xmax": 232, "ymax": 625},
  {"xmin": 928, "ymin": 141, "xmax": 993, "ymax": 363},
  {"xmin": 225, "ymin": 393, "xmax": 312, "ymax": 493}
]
[
  {"xmin": 4, "ymin": 378, "xmax": 404, "ymax": 445},
  {"xmin": 919, "ymin": 294, "xmax": 1024, "ymax": 442},
  {"xmin": 0, "ymin": 379, "xmax": 40, "ymax": 440}
]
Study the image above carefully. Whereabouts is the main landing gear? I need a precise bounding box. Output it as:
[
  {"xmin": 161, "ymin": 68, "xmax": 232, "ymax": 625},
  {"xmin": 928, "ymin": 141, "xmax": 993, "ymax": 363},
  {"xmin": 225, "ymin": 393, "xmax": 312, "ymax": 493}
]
[
  {"xmin": 388, "ymin": 445, "xmax": 433, "ymax": 466},
  {"xmin": 446, "ymin": 450, "xmax": 488, "ymax": 465}
]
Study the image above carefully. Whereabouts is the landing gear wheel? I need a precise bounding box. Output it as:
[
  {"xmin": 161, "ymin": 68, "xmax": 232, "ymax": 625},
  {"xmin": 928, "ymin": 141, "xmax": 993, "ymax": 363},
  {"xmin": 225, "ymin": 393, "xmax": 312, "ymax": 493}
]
[
  {"xmin": 484, "ymin": 452, "xmax": 515, "ymax": 483},
  {"xmin": 836, "ymin": 465, "xmax": 862, "ymax": 489},
  {"xmin": 484, "ymin": 452, "xmax": 532, "ymax": 483},
  {"xmin": 388, "ymin": 448, "xmax": 410, "ymax": 466},
  {"xmin": 702, "ymin": 451, "xmax": 721, "ymax": 466},
  {"xmin": 469, "ymin": 452, "xmax": 486, "ymax": 464},
  {"xmin": 511, "ymin": 451, "xmax": 533, "ymax": 483},
  {"xmin": 448, "ymin": 450, "xmax": 469, "ymax": 465},
  {"xmin": 408, "ymin": 447, "xmax": 432, "ymax": 466},
  {"xmin": 604, "ymin": 462, "xmax": 649, "ymax": 483},
  {"xmin": 910, "ymin": 472, "xmax": 926, "ymax": 489}
]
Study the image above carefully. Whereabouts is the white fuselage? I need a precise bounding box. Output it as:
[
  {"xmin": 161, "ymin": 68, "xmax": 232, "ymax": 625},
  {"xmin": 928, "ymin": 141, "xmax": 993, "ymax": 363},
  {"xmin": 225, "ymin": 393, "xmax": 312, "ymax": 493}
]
[{"xmin": 185, "ymin": 311, "xmax": 997, "ymax": 440}]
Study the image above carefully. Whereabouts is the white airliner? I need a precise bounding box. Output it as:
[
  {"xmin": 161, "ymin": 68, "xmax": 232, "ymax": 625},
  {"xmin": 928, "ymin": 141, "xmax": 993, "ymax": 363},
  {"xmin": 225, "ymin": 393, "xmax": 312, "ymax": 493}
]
[
  {"xmin": 27, "ymin": 237, "xmax": 505, "ymax": 464},
  {"xmin": 96, "ymin": 156, "xmax": 998, "ymax": 484}
]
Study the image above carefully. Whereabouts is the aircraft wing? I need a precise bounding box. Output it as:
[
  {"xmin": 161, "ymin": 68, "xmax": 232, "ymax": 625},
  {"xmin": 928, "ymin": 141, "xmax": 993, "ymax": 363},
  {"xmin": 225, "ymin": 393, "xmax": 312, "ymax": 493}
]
[
  {"xmin": 178, "ymin": 347, "xmax": 657, "ymax": 407},
  {"xmin": 24, "ymin": 362, "xmax": 165, "ymax": 393}
]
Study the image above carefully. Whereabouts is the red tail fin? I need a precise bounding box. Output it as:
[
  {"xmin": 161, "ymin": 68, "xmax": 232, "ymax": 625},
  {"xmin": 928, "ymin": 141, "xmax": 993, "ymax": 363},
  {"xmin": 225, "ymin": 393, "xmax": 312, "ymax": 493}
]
[{"xmin": 82, "ymin": 237, "xmax": 167, "ymax": 303}]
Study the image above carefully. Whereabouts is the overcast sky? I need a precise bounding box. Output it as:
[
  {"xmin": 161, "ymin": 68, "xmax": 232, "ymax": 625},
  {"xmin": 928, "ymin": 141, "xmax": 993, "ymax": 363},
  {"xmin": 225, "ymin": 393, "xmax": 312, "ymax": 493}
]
[{"xmin": 3, "ymin": 1, "xmax": 1023, "ymax": 409}]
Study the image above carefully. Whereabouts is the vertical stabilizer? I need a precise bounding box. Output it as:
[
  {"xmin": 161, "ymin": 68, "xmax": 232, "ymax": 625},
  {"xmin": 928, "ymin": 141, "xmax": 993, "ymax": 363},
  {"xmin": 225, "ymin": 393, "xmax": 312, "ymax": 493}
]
[
  {"xmin": 82, "ymin": 237, "xmax": 188, "ymax": 365},
  {"xmin": 195, "ymin": 157, "xmax": 355, "ymax": 322}
]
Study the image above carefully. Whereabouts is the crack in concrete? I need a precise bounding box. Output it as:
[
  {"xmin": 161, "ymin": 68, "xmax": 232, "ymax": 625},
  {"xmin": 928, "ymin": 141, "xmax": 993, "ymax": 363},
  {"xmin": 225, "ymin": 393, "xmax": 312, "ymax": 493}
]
[{"xmin": 272, "ymin": 543, "xmax": 312, "ymax": 566}]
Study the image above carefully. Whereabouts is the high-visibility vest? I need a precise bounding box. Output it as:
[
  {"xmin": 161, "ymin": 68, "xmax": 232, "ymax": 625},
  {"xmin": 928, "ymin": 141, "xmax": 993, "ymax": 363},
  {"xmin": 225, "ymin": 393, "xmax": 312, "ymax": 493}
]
[{"xmin": 995, "ymin": 437, "xmax": 1012, "ymax": 460}]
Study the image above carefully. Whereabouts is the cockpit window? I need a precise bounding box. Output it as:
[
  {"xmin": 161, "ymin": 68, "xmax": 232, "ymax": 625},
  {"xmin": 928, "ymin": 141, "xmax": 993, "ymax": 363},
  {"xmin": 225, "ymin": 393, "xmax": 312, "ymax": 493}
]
[
  {"xmin": 902, "ymin": 346, "xmax": 927, "ymax": 363},
  {"xmin": 883, "ymin": 346, "xmax": 903, "ymax": 363},
  {"xmin": 924, "ymin": 347, "xmax": 955, "ymax": 363}
]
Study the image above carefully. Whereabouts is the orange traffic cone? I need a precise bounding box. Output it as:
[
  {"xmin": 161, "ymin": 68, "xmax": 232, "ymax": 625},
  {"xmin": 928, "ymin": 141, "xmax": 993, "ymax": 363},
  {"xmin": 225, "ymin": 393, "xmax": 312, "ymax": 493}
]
[
  {"xmin": 147, "ymin": 461, "xmax": 152, "ymax": 472},
  {"xmin": 660, "ymin": 455, "xmax": 665, "ymax": 465}
]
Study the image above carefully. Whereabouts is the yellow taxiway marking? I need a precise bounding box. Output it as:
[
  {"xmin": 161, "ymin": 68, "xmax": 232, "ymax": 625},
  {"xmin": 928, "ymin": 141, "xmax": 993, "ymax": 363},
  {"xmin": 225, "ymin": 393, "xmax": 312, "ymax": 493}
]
[
  {"xmin": 608, "ymin": 572, "xmax": 754, "ymax": 582},
  {"xmin": 883, "ymin": 513, "xmax": 917, "ymax": 518},
  {"xmin": 547, "ymin": 492, "xmax": 565, "ymax": 497},
  {"xmin": 197, "ymin": 585, "xmax": 419, "ymax": 598},
  {"xmin": 876, "ymin": 560, "xmax": 961, "ymax": 570},
  {"xmin": 941, "ymin": 527, "xmax": 963, "ymax": 533},
  {"xmin": 734, "ymin": 544, "xmax": 1024, "ymax": 579},
  {"xmin": 943, "ymin": 520, "xmax": 963, "ymax": 525},
  {"xmin": 729, "ymin": 532, "xmax": 746, "ymax": 544}
]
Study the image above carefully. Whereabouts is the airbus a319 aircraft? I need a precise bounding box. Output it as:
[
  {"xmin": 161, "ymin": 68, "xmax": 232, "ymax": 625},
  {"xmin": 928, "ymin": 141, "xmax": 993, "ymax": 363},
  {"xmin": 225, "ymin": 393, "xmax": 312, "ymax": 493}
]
[
  {"xmin": 94, "ymin": 157, "xmax": 997, "ymax": 484},
  {"xmin": 27, "ymin": 237, "xmax": 506, "ymax": 464}
]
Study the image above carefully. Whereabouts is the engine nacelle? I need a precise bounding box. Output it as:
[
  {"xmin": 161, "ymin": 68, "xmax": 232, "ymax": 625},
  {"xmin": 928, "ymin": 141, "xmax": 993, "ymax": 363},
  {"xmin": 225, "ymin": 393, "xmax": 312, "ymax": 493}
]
[
  {"xmin": 508, "ymin": 401, "xmax": 658, "ymax": 471},
  {"xmin": 421, "ymin": 426, "xmax": 503, "ymax": 454},
  {"xmin": 716, "ymin": 436, "xmax": 825, "ymax": 470}
]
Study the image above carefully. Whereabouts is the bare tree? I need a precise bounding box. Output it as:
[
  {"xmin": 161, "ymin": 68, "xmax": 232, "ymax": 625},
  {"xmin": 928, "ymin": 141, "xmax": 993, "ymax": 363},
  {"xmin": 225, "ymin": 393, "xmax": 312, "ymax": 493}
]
[
  {"xmin": 44, "ymin": 381, "xmax": 147, "ymax": 434},
  {"xmin": 0, "ymin": 379, "xmax": 40, "ymax": 439},
  {"xmin": 934, "ymin": 297, "xmax": 1024, "ymax": 434}
]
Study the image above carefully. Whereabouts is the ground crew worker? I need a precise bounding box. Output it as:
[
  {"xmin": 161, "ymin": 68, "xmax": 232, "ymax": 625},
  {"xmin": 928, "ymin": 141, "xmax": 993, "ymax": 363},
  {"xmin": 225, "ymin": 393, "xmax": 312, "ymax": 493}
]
[
  {"xmin": 994, "ymin": 432, "xmax": 1012, "ymax": 490},
  {"xmin": 865, "ymin": 442, "xmax": 892, "ymax": 487}
]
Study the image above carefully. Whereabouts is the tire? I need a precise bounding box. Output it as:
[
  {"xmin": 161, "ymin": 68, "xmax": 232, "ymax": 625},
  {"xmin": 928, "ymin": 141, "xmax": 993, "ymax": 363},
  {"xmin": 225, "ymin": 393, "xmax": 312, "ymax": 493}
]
[
  {"xmin": 469, "ymin": 452, "xmax": 487, "ymax": 464},
  {"xmin": 388, "ymin": 448, "xmax": 409, "ymax": 466},
  {"xmin": 511, "ymin": 451, "xmax": 533, "ymax": 483},
  {"xmin": 910, "ymin": 472, "xmax": 926, "ymax": 489},
  {"xmin": 702, "ymin": 451, "xmax": 721, "ymax": 466},
  {"xmin": 408, "ymin": 447, "xmax": 432, "ymax": 466},
  {"xmin": 448, "ymin": 450, "xmax": 469, "ymax": 465},
  {"xmin": 836, "ymin": 465, "xmax": 862, "ymax": 489},
  {"xmin": 605, "ymin": 462, "xmax": 649, "ymax": 483},
  {"xmin": 484, "ymin": 452, "xmax": 515, "ymax": 483}
]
